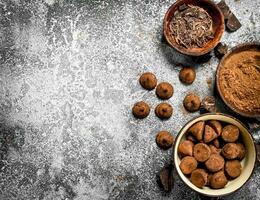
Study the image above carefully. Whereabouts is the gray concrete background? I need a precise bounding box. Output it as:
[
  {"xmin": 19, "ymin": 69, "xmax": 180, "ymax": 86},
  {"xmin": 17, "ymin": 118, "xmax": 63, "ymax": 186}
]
[{"xmin": 0, "ymin": 0, "xmax": 260, "ymax": 199}]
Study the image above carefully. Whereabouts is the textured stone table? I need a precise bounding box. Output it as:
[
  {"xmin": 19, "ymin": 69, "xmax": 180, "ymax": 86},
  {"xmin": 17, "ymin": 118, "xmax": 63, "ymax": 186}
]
[{"xmin": 0, "ymin": 0, "xmax": 260, "ymax": 199}]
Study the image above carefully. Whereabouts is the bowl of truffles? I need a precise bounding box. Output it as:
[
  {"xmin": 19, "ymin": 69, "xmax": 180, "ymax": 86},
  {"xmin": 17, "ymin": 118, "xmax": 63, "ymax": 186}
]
[
  {"xmin": 173, "ymin": 113, "xmax": 256, "ymax": 197},
  {"xmin": 163, "ymin": 0, "xmax": 224, "ymax": 56}
]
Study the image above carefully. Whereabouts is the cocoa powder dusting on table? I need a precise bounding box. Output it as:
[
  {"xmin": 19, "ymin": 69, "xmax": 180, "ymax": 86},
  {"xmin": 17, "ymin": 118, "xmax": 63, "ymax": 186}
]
[{"xmin": 219, "ymin": 50, "xmax": 260, "ymax": 115}]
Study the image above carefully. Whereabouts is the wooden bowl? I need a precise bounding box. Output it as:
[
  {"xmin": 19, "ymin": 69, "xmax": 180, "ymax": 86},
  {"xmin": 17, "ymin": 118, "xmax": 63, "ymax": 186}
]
[
  {"xmin": 163, "ymin": 0, "xmax": 224, "ymax": 56},
  {"xmin": 216, "ymin": 43, "xmax": 260, "ymax": 118},
  {"xmin": 173, "ymin": 113, "xmax": 256, "ymax": 197}
]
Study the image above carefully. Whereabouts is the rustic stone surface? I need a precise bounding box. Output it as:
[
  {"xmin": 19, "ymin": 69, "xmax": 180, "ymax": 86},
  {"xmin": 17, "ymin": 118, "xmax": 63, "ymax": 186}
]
[{"xmin": 0, "ymin": 0, "xmax": 260, "ymax": 199}]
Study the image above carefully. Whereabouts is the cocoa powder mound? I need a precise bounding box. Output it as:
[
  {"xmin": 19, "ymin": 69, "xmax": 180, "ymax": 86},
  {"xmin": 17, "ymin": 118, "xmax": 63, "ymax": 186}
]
[{"xmin": 219, "ymin": 50, "xmax": 260, "ymax": 115}]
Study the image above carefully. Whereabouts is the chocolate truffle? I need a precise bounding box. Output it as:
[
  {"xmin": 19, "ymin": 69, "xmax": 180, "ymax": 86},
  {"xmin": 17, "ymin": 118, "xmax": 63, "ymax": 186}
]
[
  {"xmin": 194, "ymin": 143, "xmax": 211, "ymax": 162},
  {"xmin": 187, "ymin": 121, "xmax": 205, "ymax": 141},
  {"xmin": 183, "ymin": 94, "xmax": 201, "ymax": 112},
  {"xmin": 225, "ymin": 160, "xmax": 242, "ymax": 178},
  {"xmin": 237, "ymin": 143, "xmax": 246, "ymax": 160},
  {"xmin": 180, "ymin": 156, "xmax": 198, "ymax": 175},
  {"xmin": 132, "ymin": 101, "xmax": 150, "ymax": 119},
  {"xmin": 222, "ymin": 143, "xmax": 239, "ymax": 160},
  {"xmin": 178, "ymin": 140, "xmax": 194, "ymax": 157},
  {"xmin": 210, "ymin": 171, "xmax": 228, "ymax": 189},
  {"xmin": 156, "ymin": 82, "xmax": 174, "ymax": 100},
  {"xmin": 222, "ymin": 125, "xmax": 239, "ymax": 143},
  {"xmin": 179, "ymin": 67, "xmax": 196, "ymax": 85},
  {"xmin": 155, "ymin": 103, "xmax": 173, "ymax": 119},
  {"xmin": 190, "ymin": 169, "xmax": 208, "ymax": 188},
  {"xmin": 205, "ymin": 154, "xmax": 225, "ymax": 172},
  {"xmin": 156, "ymin": 131, "xmax": 174, "ymax": 150},
  {"xmin": 139, "ymin": 72, "xmax": 157, "ymax": 90}
]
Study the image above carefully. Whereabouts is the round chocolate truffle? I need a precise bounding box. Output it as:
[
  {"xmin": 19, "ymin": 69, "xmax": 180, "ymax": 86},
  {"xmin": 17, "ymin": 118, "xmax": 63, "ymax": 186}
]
[
  {"xmin": 156, "ymin": 82, "xmax": 174, "ymax": 100},
  {"xmin": 183, "ymin": 94, "xmax": 201, "ymax": 112},
  {"xmin": 155, "ymin": 103, "xmax": 173, "ymax": 119},
  {"xmin": 180, "ymin": 156, "xmax": 198, "ymax": 175},
  {"xmin": 139, "ymin": 72, "xmax": 157, "ymax": 90},
  {"xmin": 179, "ymin": 67, "xmax": 196, "ymax": 85},
  {"xmin": 132, "ymin": 101, "xmax": 150, "ymax": 119},
  {"xmin": 210, "ymin": 171, "xmax": 228, "ymax": 189},
  {"xmin": 156, "ymin": 131, "xmax": 174, "ymax": 150},
  {"xmin": 190, "ymin": 169, "xmax": 208, "ymax": 188}
]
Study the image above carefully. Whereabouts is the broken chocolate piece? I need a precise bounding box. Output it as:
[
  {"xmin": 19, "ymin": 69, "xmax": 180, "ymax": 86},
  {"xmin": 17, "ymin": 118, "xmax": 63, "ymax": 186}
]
[
  {"xmin": 201, "ymin": 96, "xmax": 217, "ymax": 113},
  {"xmin": 217, "ymin": 0, "xmax": 232, "ymax": 20},
  {"xmin": 214, "ymin": 43, "xmax": 228, "ymax": 59},
  {"xmin": 226, "ymin": 13, "xmax": 242, "ymax": 32},
  {"xmin": 158, "ymin": 164, "xmax": 174, "ymax": 192}
]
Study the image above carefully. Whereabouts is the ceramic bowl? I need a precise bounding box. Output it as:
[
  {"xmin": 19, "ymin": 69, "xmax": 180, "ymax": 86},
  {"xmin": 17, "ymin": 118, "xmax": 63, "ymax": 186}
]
[
  {"xmin": 173, "ymin": 113, "xmax": 256, "ymax": 197},
  {"xmin": 216, "ymin": 42, "xmax": 260, "ymax": 118},
  {"xmin": 163, "ymin": 0, "xmax": 224, "ymax": 56}
]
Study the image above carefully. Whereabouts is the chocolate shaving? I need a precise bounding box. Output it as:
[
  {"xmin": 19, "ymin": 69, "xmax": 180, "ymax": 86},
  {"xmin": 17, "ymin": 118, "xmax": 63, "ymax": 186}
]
[
  {"xmin": 170, "ymin": 5, "xmax": 214, "ymax": 49},
  {"xmin": 157, "ymin": 164, "xmax": 174, "ymax": 192}
]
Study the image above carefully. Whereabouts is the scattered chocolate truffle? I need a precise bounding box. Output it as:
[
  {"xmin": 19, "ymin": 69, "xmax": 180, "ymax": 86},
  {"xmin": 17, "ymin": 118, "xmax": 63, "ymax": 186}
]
[
  {"xmin": 139, "ymin": 72, "xmax": 157, "ymax": 90},
  {"xmin": 214, "ymin": 43, "xmax": 228, "ymax": 59},
  {"xmin": 210, "ymin": 171, "xmax": 228, "ymax": 189},
  {"xmin": 158, "ymin": 164, "xmax": 174, "ymax": 192},
  {"xmin": 178, "ymin": 140, "xmax": 194, "ymax": 157},
  {"xmin": 222, "ymin": 143, "xmax": 239, "ymax": 159},
  {"xmin": 179, "ymin": 67, "xmax": 196, "ymax": 85},
  {"xmin": 188, "ymin": 121, "xmax": 205, "ymax": 141},
  {"xmin": 209, "ymin": 145, "xmax": 221, "ymax": 155},
  {"xmin": 156, "ymin": 131, "xmax": 174, "ymax": 150},
  {"xmin": 225, "ymin": 160, "xmax": 242, "ymax": 178},
  {"xmin": 208, "ymin": 120, "xmax": 222, "ymax": 136},
  {"xmin": 180, "ymin": 156, "xmax": 198, "ymax": 175},
  {"xmin": 190, "ymin": 169, "xmax": 208, "ymax": 188},
  {"xmin": 132, "ymin": 101, "xmax": 150, "ymax": 119},
  {"xmin": 204, "ymin": 125, "xmax": 218, "ymax": 143},
  {"xmin": 155, "ymin": 103, "xmax": 173, "ymax": 119},
  {"xmin": 205, "ymin": 154, "xmax": 225, "ymax": 172},
  {"xmin": 194, "ymin": 143, "xmax": 211, "ymax": 162},
  {"xmin": 156, "ymin": 82, "xmax": 174, "ymax": 100},
  {"xmin": 183, "ymin": 94, "xmax": 201, "ymax": 112},
  {"xmin": 201, "ymin": 96, "xmax": 217, "ymax": 113},
  {"xmin": 237, "ymin": 143, "xmax": 246, "ymax": 160},
  {"xmin": 222, "ymin": 125, "xmax": 239, "ymax": 142}
]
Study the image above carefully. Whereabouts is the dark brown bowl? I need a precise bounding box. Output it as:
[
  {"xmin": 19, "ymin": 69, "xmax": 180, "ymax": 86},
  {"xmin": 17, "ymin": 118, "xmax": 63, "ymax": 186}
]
[
  {"xmin": 163, "ymin": 0, "xmax": 224, "ymax": 56},
  {"xmin": 216, "ymin": 42, "xmax": 260, "ymax": 118}
]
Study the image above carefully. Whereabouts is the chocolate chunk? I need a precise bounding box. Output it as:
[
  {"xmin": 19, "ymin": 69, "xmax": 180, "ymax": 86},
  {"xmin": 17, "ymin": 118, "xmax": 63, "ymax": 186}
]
[
  {"xmin": 217, "ymin": 0, "xmax": 232, "ymax": 20},
  {"xmin": 201, "ymin": 96, "xmax": 217, "ymax": 113},
  {"xmin": 179, "ymin": 4, "xmax": 188, "ymax": 11},
  {"xmin": 158, "ymin": 164, "xmax": 174, "ymax": 192},
  {"xmin": 214, "ymin": 43, "xmax": 228, "ymax": 59},
  {"xmin": 226, "ymin": 13, "xmax": 242, "ymax": 32}
]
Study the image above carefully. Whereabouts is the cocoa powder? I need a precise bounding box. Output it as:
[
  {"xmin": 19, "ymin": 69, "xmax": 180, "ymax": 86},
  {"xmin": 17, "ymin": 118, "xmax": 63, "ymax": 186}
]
[{"xmin": 219, "ymin": 50, "xmax": 260, "ymax": 115}]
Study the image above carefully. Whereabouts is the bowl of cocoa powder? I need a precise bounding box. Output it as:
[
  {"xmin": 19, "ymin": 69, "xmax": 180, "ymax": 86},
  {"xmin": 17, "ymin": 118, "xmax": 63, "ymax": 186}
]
[
  {"xmin": 163, "ymin": 0, "xmax": 224, "ymax": 56},
  {"xmin": 216, "ymin": 43, "xmax": 260, "ymax": 118}
]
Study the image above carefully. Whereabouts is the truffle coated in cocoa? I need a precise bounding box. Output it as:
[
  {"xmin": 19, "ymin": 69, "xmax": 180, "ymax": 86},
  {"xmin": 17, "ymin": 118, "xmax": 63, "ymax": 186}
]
[
  {"xmin": 204, "ymin": 125, "xmax": 218, "ymax": 143},
  {"xmin": 194, "ymin": 143, "xmax": 211, "ymax": 162},
  {"xmin": 190, "ymin": 169, "xmax": 208, "ymax": 188},
  {"xmin": 237, "ymin": 143, "xmax": 246, "ymax": 160},
  {"xmin": 156, "ymin": 82, "xmax": 174, "ymax": 100},
  {"xmin": 222, "ymin": 124, "xmax": 239, "ymax": 143},
  {"xmin": 155, "ymin": 103, "xmax": 173, "ymax": 119},
  {"xmin": 178, "ymin": 140, "xmax": 194, "ymax": 157},
  {"xmin": 210, "ymin": 171, "xmax": 228, "ymax": 189},
  {"xmin": 132, "ymin": 101, "xmax": 150, "ymax": 119},
  {"xmin": 188, "ymin": 121, "xmax": 205, "ymax": 141},
  {"xmin": 207, "ymin": 120, "xmax": 222, "ymax": 136},
  {"xmin": 179, "ymin": 67, "xmax": 196, "ymax": 85},
  {"xmin": 156, "ymin": 131, "xmax": 174, "ymax": 150},
  {"xmin": 225, "ymin": 160, "xmax": 242, "ymax": 178},
  {"xmin": 183, "ymin": 94, "xmax": 201, "ymax": 112},
  {"xmin": 205, "ymin": 154, "xmax": 225, "ymax": 172},
  {"xmin": 222, "ymin": 143, "xmax": 239, "ymax": 159},
  {"xmin": 139, "ymin": 72, "xmax": 157, "ymax": 90},
  {"xmin": 180, "ymin": 156, "xmax": 198, "ymax": 175}
]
